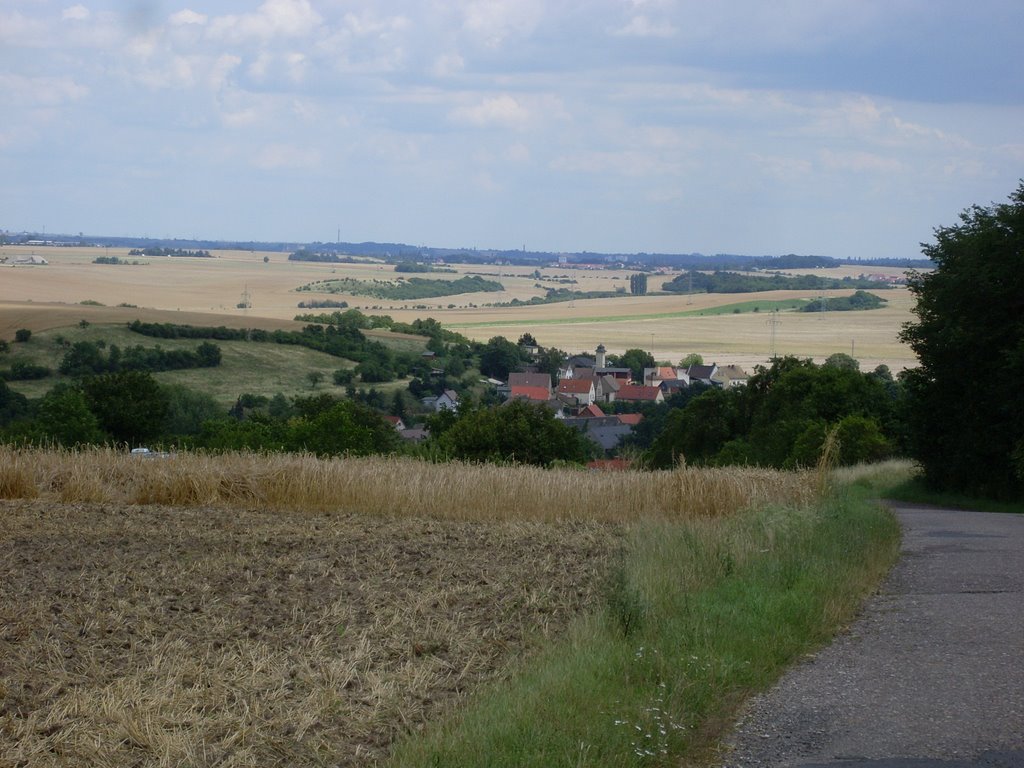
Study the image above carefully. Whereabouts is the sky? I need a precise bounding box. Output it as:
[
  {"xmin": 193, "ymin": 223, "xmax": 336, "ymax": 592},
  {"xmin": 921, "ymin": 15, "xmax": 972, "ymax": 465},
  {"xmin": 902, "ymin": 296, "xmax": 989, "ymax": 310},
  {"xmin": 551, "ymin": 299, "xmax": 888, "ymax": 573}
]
[{"xmin": 1, "ymin": 1, "xmax": 1022, "ymax": 259}]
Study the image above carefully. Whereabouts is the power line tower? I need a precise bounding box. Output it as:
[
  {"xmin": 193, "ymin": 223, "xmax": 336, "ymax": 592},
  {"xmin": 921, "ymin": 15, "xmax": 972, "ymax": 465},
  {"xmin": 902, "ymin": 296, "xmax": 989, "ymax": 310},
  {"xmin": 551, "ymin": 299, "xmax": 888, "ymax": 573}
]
[
  {"xmin": 767, "ymin": 310, "xmax": 781, "ymax": 359},
  {"xmin": 239, "ymin": 285, "xmax": 252, "ymax": 310}
]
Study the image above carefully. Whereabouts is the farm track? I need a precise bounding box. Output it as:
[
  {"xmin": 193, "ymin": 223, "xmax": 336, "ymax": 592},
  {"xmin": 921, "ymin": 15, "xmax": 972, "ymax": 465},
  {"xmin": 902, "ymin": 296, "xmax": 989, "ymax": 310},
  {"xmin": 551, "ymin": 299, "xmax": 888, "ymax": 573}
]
[{"xmin": 0, "ymin": 500, "xmax": 622, "ymax": 767}]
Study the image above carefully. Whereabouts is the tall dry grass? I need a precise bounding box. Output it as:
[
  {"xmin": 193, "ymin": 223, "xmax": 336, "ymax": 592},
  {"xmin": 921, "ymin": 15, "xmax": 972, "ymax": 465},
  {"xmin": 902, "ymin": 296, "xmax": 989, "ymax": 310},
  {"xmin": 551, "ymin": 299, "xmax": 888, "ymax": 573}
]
[{"xmin": 0, "ymin": 446, "xmax": 820, "ymax": 522}]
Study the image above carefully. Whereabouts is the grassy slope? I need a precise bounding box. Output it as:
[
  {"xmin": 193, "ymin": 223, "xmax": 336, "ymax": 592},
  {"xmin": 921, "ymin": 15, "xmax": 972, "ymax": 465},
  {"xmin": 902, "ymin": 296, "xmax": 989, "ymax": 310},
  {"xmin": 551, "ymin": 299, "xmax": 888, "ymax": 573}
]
[
  {"xmin": 2, "ymin": 323, "xmax": 424, "ymax": 406},
  {"xmin": 388, "ymin": 464, "xmax": 909, "ymax": 767}
]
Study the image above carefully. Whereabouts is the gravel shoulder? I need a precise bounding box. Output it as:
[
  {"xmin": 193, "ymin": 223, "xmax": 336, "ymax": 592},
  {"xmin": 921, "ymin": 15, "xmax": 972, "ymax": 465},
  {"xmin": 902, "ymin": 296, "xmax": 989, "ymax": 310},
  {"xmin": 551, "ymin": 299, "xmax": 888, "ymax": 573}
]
[{"xmin": 720, "ymin": 502, "xmax": 1024, "ymax": 768}]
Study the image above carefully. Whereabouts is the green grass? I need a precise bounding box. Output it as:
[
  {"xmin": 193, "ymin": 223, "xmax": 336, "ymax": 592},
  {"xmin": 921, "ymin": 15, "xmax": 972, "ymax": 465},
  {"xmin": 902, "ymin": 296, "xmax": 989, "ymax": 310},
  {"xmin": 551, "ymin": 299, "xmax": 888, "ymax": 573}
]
[
  {"xmin": 2, "ymin": 324, "xmax": 413, "ymax": 407},
  {"xmin": 882, "ymin": 476, "xmax": 1024, "ymax": 515},
  {"xmin": 448, "ymin": 299, "xmax": 809, "ymax": 329},
  {"xmin": 387, "ymin": 465, "xmax": 907, "ymax": 767}
]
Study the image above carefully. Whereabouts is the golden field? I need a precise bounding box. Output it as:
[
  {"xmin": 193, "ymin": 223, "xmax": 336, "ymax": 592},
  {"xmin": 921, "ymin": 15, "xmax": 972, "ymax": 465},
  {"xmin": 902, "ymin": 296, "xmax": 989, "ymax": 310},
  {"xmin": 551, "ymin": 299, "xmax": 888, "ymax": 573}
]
[{"xmin": 0, "ymin": 244, "xmax": 919, "ymax": 370}]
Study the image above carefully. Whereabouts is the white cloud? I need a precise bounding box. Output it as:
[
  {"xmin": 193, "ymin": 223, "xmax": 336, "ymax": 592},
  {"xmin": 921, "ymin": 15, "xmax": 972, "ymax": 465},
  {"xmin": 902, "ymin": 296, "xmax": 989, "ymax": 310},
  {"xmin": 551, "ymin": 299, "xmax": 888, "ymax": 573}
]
[
  {"xmin": 450, "ymin": 95, "xmax": 531, "ymax": 128},
  {"xmin": 169, "ymin": 9, "xmax": 208, "ymax": 26},
  {"xmin": 0, "ymin": 74, "xmax": 89, "ymax": 106},
  {"xmin": 208, "ymin": 0, "xmax": 322, "ymax": 43},
  {"xmin": 461, "ymin": 0, "xmax": 544, "ymax": 48},
  {"xmin": 432, "ymin": 52, "xmax": 465, "ymax": 78},
  {"xmin": 0, "ymin": 11, "xmax": 47, "ymax": 44},
  {"xmin": 62, "ymin": 5, "xmax": 90, "ymax": 22}
]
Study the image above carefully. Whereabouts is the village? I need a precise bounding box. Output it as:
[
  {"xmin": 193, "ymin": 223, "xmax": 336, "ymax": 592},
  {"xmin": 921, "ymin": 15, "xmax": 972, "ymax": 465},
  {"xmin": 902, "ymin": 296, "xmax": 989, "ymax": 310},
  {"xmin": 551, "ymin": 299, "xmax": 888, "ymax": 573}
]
[{"xmin": 404, "ymin": 343, "xmax": 749, "ymax": 456}]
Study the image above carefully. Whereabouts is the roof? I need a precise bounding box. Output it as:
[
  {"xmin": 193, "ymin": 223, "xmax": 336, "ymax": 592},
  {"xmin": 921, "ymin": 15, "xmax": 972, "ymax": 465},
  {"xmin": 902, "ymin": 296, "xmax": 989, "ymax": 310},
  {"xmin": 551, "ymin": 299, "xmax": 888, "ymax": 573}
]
[
  {"xmin": 578, "ymin": 403, "xmax": 606, "ymax": 418},
  {"xmin": 616, "ymin": 384, "xmax": 662, "ymax": 401},
  {"xmin": 508, "ymin": 372, "xmax": 552, "ymax": 390},
  {"xmin": 557, "ymin": 379, "xmax": 594, "ymax": 395},
  {"xmin": 616, "ymin": 413, "xmax": 644, "ymax": 426},
  {"xmin": 652, "ymin": 366, "xmax": 677, "ymax": 379},
  {"xmin": 571, "ymin": 367, "xmax": 596, "ymax": 380},
  {"xmin": 714, "ymin": 364, "xmax": 748, "ymax": 381},
  {"xmin": 441, "ymin": 389, "xmax": 459, "ymax": 401},
  {"xmin": 509, "ymin": 385, "xmax": 552, "ymax": 402},
  {"xmin": 383, "ymin": 415, "xmax": 404, "ymax": 426},
  {"xmin": 687, "ymin": 364, "xmax": 717, "ymax": 380},
  {"xmin": 567, "ymin": 356, "xmax": 596, "ymax": 370}
]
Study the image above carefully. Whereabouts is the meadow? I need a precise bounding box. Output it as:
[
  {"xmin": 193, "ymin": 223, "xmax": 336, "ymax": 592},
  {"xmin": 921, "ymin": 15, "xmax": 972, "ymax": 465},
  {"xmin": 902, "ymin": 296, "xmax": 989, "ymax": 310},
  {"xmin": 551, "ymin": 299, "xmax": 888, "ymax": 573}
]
[
  {"xmin": 1, "ymin": 244, "xmax": 918, "ymax": 371},
  {"xmin": 0, "ymin": 322, "xmax": 423, "ymax": 406},
  {"xmin": 0, "ymin": 446, "xmax": 909, "ymax": 766}
]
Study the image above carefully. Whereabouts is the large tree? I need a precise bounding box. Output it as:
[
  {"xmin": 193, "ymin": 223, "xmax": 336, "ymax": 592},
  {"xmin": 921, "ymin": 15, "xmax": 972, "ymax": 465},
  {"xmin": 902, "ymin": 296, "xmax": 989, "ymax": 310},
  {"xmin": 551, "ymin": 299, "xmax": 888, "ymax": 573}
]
[
  {"xmin": 900, "ymin": 183, "xmax": 1024, "ymax": 499},
  {"xmin": 436, "ymin": 400, "xmax": 594, "ymax": 466}
]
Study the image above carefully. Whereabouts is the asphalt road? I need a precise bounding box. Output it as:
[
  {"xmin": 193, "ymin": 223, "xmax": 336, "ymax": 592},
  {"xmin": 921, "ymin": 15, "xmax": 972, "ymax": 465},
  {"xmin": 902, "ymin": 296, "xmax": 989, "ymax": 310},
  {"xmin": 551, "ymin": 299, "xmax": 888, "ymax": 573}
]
[{"xmin": 720, "ymin": 503, "xmax": 1024, "ymax": 768}]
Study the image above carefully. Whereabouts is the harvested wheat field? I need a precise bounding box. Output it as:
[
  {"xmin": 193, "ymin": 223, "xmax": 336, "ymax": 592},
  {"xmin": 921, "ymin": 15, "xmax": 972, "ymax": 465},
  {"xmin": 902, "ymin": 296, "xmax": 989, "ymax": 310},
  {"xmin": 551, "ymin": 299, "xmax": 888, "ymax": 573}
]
[
  {"xmin": 0, "ymin": 448, "xmax": 820, "ymax": 767},
  {"xmin": 0, "ymin": 501, "xmax": 620, "ymax": 767}
]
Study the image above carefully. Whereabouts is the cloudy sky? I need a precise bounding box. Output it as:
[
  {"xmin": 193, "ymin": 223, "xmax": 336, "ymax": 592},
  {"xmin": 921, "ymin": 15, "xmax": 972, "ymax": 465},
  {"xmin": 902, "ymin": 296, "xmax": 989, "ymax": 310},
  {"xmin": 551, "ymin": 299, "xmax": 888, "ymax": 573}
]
[{"xmin": 1, "ymin": 1, "xmax": 1021, "ymax": 259}]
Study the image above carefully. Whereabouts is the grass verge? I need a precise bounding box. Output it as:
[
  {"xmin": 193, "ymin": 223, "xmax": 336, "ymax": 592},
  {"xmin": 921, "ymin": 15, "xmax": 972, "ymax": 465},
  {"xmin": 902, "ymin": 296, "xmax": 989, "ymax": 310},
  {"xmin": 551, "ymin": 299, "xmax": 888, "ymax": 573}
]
[
  {"xmin": 880, "ymin": 476, "xmax": 1024, "ymax": 515},
  {"xmin": 387, "ymin": 463, "xmax": 908, "ymax": 767}
]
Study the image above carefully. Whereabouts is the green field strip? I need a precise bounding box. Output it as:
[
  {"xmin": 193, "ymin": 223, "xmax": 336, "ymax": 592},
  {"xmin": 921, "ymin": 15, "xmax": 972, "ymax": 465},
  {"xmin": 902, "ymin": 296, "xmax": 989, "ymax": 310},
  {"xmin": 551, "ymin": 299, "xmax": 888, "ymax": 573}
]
[{"xmin": 447, "ymin": 298, "xmax": 811, "ymax": 329}]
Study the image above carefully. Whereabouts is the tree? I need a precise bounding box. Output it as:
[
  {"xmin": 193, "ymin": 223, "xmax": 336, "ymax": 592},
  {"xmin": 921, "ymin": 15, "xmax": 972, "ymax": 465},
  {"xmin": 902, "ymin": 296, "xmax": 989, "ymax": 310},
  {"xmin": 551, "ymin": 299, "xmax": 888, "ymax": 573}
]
[
  {"xmin": 678, "ymin": 353, "xmax": 703, "ymax": 368},
  {"xmin": 14, "ymin": 329, "xmax": 31, "ymax": 343},
  {"xmin": 436, "ymin": 400, "xmax": 593, "ymax": 466},
  {"xmin": 80, "ymin": 371, "xmax": 169, "ymax": 446},
  {"xmin": 479, "ymin": 336, "xmax": 523, "ymax": 380},
  {"xmin": 900, "ymin": 183, "xmax": 1024, "ymax": 499},
  {"xmin": 27, "ymin": 384, "xmax": 106, "ymax": 446},
  {"xmin": 517, "ymin": 333, "xmax": 538, "ymax": 347},
  {"xmin": 614, "ymin": 348, "xmax": 655, "ymax": 382},
  {"xmin": 0, "ymin": 380, "xmax": 30, "ymax": 427},
  {"xmin": 629, "ymin": 273, "xmax": 648, "ymax": 295},
  {"xmin": 161, "ymin": 384, "xmax": 224, "ymax": 438},
  {"xmin": 824, "ymin": 352, "xmax": 859, "ymax": 371},
  {"xmin": 287, "ymin": 400, "xmax": 400, "ymax": 457},
  {"xmin": 307, "ymin": 370, "xmax": 325, "ymax": 389}
]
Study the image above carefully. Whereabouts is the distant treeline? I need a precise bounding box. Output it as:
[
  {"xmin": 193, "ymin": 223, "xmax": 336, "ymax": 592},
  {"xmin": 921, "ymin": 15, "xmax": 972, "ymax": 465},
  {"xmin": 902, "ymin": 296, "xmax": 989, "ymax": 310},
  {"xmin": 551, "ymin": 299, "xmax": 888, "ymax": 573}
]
[
  {"xmin": 662, "ymin": 271, "xmax": 892, "ymax": 294},
  {"xmin": 297, "ymin": 299, "xmax": 349, "ymax": 309},
  {"xmin": 93, "ymin": 256, "xmax": 143, "ymax": 265},
  {"xmin": 128, "ymin": 247, "xmax": 212, "ymax": 257},
  {"xmin": 296, "ymin": 275, "xmax": 503, "ymax": 300},
  {"xmin": 59, "ymin": 340, "xmax": 222, "ymax": 376},
  {"xmin": 292, "ymin": 310, "xmax": 470, "ymax": 345},
  {"xmin": 489, "ymin": 288, "xmax": 625, "ymax": 307},
  {"xmin": 799, "ymin": 291, "xmax": 887, "ymax": 312},
  {"xmin": 395, "ymin": 262, "xmax": 456, "ymax": 273},
  {"xmin": 288, "ymin": 250, "xmax": 367, "ymax": 263}
]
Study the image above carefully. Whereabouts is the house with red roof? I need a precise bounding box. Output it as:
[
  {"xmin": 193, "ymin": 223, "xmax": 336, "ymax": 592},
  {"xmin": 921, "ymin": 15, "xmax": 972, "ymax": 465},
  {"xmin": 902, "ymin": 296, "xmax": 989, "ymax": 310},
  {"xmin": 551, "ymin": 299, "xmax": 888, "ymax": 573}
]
[
  {"xmin": 382, "ymin": 415, "xmax": 406, "ymax": 431},
  {"xmin": 509, "ymin": 385, "xmax": 553, "ymax": 403},
  {"xmin": 556, "ymin": 378, "xmax": 596, "ymax": 405}
]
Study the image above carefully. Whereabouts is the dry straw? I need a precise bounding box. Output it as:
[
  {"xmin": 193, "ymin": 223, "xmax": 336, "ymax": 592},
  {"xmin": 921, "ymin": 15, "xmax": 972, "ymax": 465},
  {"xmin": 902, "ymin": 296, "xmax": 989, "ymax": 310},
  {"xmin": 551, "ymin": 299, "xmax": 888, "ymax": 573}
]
[{"xmin": 0, "ymin": 446, "xmax": 820, "ymax": 521}]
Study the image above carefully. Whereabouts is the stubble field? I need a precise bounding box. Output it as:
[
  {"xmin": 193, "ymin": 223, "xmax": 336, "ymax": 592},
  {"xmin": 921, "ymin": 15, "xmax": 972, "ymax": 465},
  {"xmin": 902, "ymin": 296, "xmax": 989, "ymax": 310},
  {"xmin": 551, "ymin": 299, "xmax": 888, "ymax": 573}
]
[
  {"xmin": 0, "ymin": 245, "xmax": 918, "ymax": 370},
  {"xmin": 0, "ymin": 447, "xmax": 828, "ymax": 766},
  {"xmin": 0, "ymin": 499, "xmax": 619, "ymax": 767}
]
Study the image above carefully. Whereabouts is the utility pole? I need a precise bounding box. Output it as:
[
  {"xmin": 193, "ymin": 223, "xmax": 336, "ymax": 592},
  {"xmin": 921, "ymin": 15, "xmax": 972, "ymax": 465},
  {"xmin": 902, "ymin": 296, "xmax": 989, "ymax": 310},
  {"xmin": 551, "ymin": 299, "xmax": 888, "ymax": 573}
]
[{"xmin": 767, "ymin": 310, "xmax": 781, "ymax": 359}]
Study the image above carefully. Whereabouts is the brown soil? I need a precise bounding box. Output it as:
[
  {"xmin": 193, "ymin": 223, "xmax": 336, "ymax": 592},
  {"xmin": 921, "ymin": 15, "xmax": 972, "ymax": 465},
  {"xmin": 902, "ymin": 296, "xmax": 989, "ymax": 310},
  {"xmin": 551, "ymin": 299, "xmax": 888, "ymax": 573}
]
[{"xmin": 0, "ymin": 501, "xmax": 622, "ymax": 767}]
